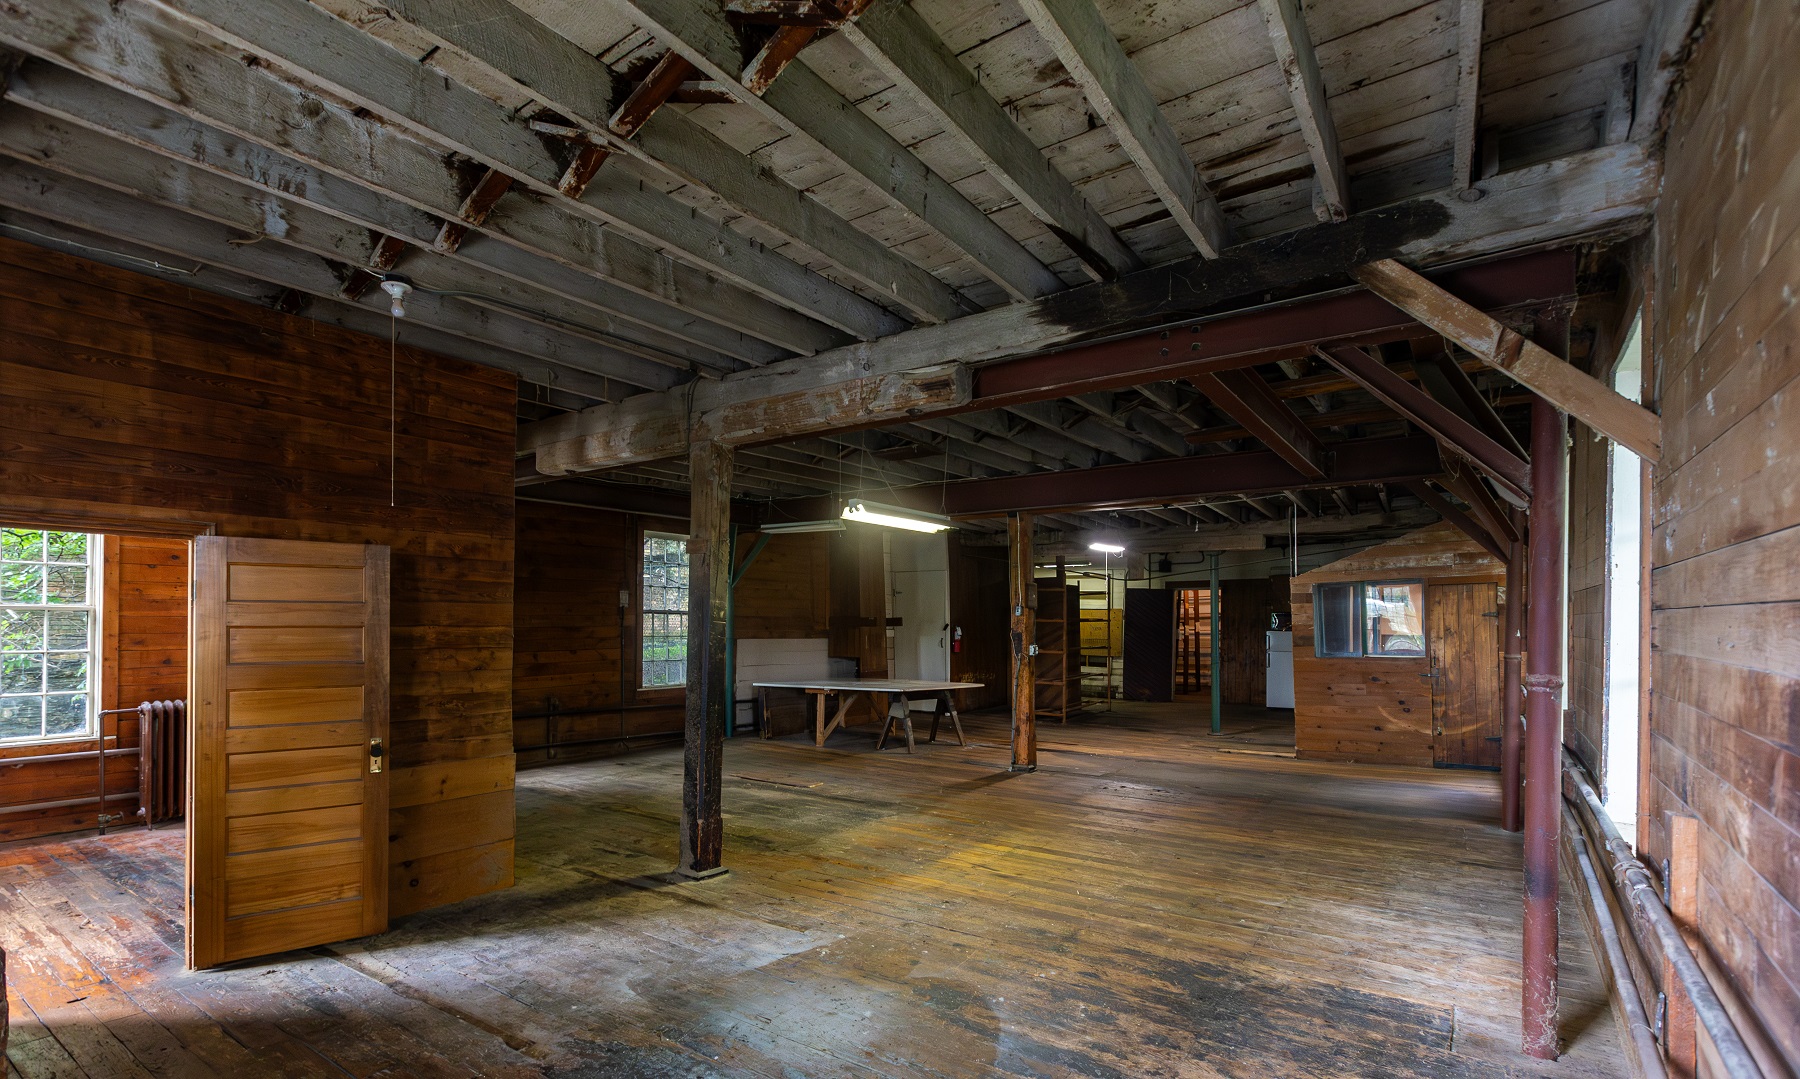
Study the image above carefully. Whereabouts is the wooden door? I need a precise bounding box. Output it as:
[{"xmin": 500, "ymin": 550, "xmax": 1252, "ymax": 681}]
[
  {"xmin": 188, "ymin": 537, "xmax": 389, "ymax": 969},
  {"xmin": 1426, "ymin": 583, "xmax": 1502, "ymax": 768},
  {"xmin": 1122, "ymin": 589, "xmax": 1174, "ymax": 701}
]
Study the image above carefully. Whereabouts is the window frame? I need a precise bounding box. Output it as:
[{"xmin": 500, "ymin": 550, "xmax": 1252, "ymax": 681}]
[
  {"xmin": 1310, "ymin": 578, "xmax": 1427, "ymax": 660},
  {"xmin": 636, "ymin": 529, "xmax": 690, "ymax": 697},
  {"xmin": 1, "ymin": 529, "xmax": 104, "ymax": 745}
]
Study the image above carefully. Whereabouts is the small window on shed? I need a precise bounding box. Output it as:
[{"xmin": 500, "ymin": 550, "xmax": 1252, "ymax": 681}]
[
  {"xmin": 1363, "ymin": 582, "xmax": 1426, "ymax": 657},
  {"xmin": 1314, "ymin": 583, "xmax": 1359, "ymax": 657}
]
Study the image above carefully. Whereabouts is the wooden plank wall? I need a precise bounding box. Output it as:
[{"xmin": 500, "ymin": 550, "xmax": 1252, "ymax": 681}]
[
  {"xmin": 1642, "ymin": 0, "xmax": 1800, "ymax": 1064},
  {"xmin": 0, "ymin": 235, "xmax": 518, "ymax": 918},
  {"xmin": 0, "ymin": 536, "xmax": 189, "ymax": 841},
  {"xmin": 828, "ymin": 527, "xmax": 888, "ymax": 677},
  {"xmin": 947, "ymin": 536, "xmax": 1009, "ymax": 712},
  {"xmin": 1291, "ymin": 528, "xmax": 1501, "ymax": 765},
  {"xmin": 1565, "ymin": 426, "xmax": 1610, "ymax": 782},
  {"xmin": 511, "ymin": 499, "xmax": 833, "ymax": 759}
]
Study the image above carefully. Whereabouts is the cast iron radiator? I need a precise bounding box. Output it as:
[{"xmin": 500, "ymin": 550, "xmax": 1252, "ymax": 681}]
[{"xmin": 136, "ymin": 699, "xmax": 186, "ymax": 827}]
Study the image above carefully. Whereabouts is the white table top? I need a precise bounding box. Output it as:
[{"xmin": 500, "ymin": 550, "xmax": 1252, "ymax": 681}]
[{"xmin": 752, "ymin": 679, "xmax": 983, "ymax": 693}]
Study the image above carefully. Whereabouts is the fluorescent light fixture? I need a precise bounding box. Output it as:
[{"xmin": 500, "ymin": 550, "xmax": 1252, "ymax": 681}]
[
  {"xmin": 841, "ymin": 498, "xmax": 953, "ymax": 533},
  {"xmin": 756, "ymin": 519, "xmax": 847, "ymax": 534},
  {"xmin": 1088, "ymin": 542, "xmax": 1126, "ymax": 554}
]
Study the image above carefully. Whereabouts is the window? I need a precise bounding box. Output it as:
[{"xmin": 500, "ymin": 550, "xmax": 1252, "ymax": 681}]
[
  {"xmin": 1311, "ymin": 580, "xmax": 1425, "ymax": 658},
  {"xmin": 1604, "ymin": 314, "xmax": 1646, "ymax": 842},
  {"xmin": 1315, "ymin": 583, "xmax": 1359, "ymax": 657},
  {"xmin": 2, "ymin": 529, "xmax": 100, "ymax": 743},
  {"xmin": 1363, "ymin": 582, "xmax": 1426, "ymax": 656},
  {"xmin": 640, "ymin": 533, "xmax": 689, "ymax": 689}
]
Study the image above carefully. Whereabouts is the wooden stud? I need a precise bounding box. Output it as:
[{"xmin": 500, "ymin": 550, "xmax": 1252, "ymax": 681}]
[
  {"xmin": 678, "ymin": 440, "xmax": 733, "ymax": 879},
  {"xmin": 1007, "ymin": 513, "xmax": 1037, "ymax": 772},
  {"xmin": 1351, "ymin": 260, "xmax": 1660, "ymax": 461}
]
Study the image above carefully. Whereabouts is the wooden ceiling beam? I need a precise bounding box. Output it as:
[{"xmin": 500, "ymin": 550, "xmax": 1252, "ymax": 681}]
[
  {"xmin": 1015, "ymin": 0, "xmax": 1230, "ymax": 258},
  {"xmin": 520, "ymin": 145, "xmax": 1656, "ymax": 472},
  {"xmin": 613, "ymin": 0, "xmax": 1065, "ymax": 302},
  {"xmin": 966, "ymin": 506, "xmax": 1439, "ymax": 555},
  {"xmin": 1351, "ymin": 258, "xmax": 1660, "ymax": 460},
  {"xmin": 0, "ymin": 172, "xmax": 665, "ymax": 400},
  {"xmin": 0, "ymin": 32, "xmax": 839, "ymax": 361},
  {"xmin": 1186, "ymin": 369, "xmax": 1328, "ymax": 479},
  {"xmin": 130, "ymin": 0, "xmax": 908, "ymax": 339},
  {"xmin": 840, "ymin": 0, "xmax": 1143, "ymax": 281},
  {"xmin": 1451, "ymin": 0, "xmax": 1484, "ymax": 196},
  {"xmin": 0, "ymin": 111, "xmax": 737, "ymax": 381},
  {"xmin": 1255, "ymin": 0, "xmax": 1348, "ymax": 222}
]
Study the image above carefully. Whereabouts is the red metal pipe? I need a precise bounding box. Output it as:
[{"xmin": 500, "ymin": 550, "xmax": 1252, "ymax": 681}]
[
  {"xmin": 1501, "ymin": 535, "xmax": 1525, "ymax": 833},
  {"xmin": 1522, "ymin": 398, "xmax": 1567, "ymax": 1058}
]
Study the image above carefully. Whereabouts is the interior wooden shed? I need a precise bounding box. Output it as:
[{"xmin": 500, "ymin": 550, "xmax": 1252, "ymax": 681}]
[{"xmin": 0, "ymin": 0, "xmax": 1793, "ymax": 1075}]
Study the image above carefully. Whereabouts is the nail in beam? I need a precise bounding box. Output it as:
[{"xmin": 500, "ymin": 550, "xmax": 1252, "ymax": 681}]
[
  {"xmin": 1501, "ymin": 529, "xmax": 1525, "ymax": 833},
  {"xmin": 1008, "ymin": 512, "xmax": 1038, "ymax": 772},
  {"xmin": 679, "ymin": 440, "xmax": 733, "ymax": 878},
  {"xmin": 1521, "ymin": 398, "xmax": 1567, "ymax": 1057}
]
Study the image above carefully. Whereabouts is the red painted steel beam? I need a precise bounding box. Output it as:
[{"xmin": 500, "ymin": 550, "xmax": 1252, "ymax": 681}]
[
  {"xmin": 931, "ymin": 434, "xmax": 1441, "ymax": 517},
  {"xmin": 1404, "ymin": 481, "xmax": 1505, "ymax": 561},
  {"xmin": 1501, "ymin": 526, "xmax": 1525, "ymax": 834},
  {"xmin": 1316, "ymin": 344, "xmax": 1532, "ymax": 501},
  {"xmin": 1522, "ymin": 398, "xmax": 1567, "ymax": 1058},
  {"xmin": 968, "ymin": 248, "xmax": 1576, "ymax": 409},
  {"xmin": 1187, "ymin": 369, "xmax": 1328, "ymax": 478}
]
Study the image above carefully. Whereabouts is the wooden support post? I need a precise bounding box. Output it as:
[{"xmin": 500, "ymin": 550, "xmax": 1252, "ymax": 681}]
[
  {"xmin": 1501, "ymin": 532, "xmax": 1525, "ymax": 832},
  {"xmin": 679, "ymin": 440, "xmax": 733, "ymax": 878},
  {"xmin": 1664, "ymin": 813, "xmax": 1700, "ymax": 1077},
  {"xmin": 1209, "ymin": 553, "xmax": 1222, "ymax": 735},
  {"xmin": 1008, "ymin": 512, "xmax": 1037, "ymax": 772},
  {"xmin": 1521, "ymin": 398, "xmax": 1566, "ymax": 1057}
]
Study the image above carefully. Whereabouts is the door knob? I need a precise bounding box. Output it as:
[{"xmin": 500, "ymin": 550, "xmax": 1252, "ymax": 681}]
[{"xmin": 369, "ymin": 737, "xmax": 385, "ymax": 774}]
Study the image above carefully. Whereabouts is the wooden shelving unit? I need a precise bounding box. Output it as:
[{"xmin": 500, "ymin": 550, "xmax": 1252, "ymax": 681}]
[{"xmin": 1033, "ymin": 583, "xmax": 1082, "ymax": 722}]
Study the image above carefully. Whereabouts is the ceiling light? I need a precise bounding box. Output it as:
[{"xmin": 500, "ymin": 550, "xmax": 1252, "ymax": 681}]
[
  {"xmin": 380, "ymin": 273, "xmax": 413, "ymax": 318},
  {"xmin": 1089, "ymin": 542, "xmax": 1126, "ymax": 554},
  {"xmin": 755, "ymin": 519, "xmax": 847, "ymax": 534},
  {"xmin": 841, "ymin": 498, "xmax": 953, "ymax": 533}
]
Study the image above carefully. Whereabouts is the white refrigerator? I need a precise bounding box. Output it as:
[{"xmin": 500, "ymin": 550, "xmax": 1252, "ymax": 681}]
[{"xmin": 1265, "ymin": 630, "xmax": 1294, "ymax": 708}]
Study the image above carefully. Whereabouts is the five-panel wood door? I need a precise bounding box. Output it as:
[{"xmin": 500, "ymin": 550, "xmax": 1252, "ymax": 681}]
[
  {"xmin": 188, "ymin": 537, "xmax": 389, "ymax": 969},
  {"xmin": 1425, "ymin": 583, "xmax": 1502, "ymax": 769}
]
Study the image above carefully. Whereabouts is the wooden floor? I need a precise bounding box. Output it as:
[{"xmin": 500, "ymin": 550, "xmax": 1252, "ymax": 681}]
[{"xmin": 2, "ymin": 705, "xmax": 1628, "ymax": 1077}]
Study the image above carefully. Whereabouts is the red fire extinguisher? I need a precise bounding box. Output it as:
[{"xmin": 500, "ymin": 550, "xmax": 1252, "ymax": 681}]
[{"xmin": 951, "ymin": 625, "xmax": 963, "ymax": 653}]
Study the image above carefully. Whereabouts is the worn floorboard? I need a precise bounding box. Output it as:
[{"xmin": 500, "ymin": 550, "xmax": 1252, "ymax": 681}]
[{"xmin": 2, "ymin": 704, "xmax": 1625, "ymax": 1077}]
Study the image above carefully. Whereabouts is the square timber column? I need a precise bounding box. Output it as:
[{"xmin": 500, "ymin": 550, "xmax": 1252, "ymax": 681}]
[
  {"xmin": 1007, "ymin": 512, "xmax": 1037, "ymax": 772},
  {"xmin": 679, "ymin": 439, "xmax": 733, "ymax": 879}
]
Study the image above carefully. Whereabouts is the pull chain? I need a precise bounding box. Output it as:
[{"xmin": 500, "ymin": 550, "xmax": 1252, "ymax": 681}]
[{"xmin": 389, "ymin": 310, "xmax": 397, "ymax": 508}]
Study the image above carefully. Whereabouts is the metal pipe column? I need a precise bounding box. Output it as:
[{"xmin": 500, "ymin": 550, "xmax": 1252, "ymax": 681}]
[
  {"xmin": 1209, "ymin": 553, "xmax": 1221, "ymax": 735},
  {"xmin": 1522, "ymin": 398, "xmax": 1567, "ymax": 1058},
  {"xmin": 1501, "ymin": 535, "xmax": 1526, "ymax": 832}
]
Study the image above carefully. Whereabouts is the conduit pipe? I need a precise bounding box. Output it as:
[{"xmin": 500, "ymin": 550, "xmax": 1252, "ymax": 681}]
[
  {"xmin": 1562, "ymin": 804, "xmax": 1664, "ymax": 1078},
  {"xmin": 1564, "ymin": 755, "xmax": 1765, "ymax": 1079}
]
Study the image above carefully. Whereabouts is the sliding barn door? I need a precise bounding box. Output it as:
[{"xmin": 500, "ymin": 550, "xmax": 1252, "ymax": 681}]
[
  {"xmin": 1426, "ymin": 583, "xmax": 1502, "ymax": 769},
  {"xmin": 188, "ymin": 537, "xmax": 389, "ymax": 969}
]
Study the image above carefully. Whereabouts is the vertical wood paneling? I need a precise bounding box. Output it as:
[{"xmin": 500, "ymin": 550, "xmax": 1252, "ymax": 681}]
[
  {"xmin": 0, "ymin": 235, "xmax": 516, "ymax": 916},
  {"xmin": 1646, "ymin": 0, "xmax": 1800, "ymax": 1065},
  {"xmin": 1291, "ymin": 527, "xmax": 1503, "ymax": 765},
  {"xmin": 1565, "ymin": 425, "xmax": 1610, "ymax": 782},
  {"xmin": 947, "ymin": 536, "xmax": 1009, "ymax": 712}
]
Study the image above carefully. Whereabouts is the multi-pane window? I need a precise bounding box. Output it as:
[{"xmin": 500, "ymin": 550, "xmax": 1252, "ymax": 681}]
[
  {"xmin": 1312, "ymin": 580, "xmax": 1425, "ymax": 658},
  {"xmin": 641, "ymin": 533, "xmax": 689, "ymax": 689},
  {"xmin": 2, "ymin": 529, "xmax": 100, "ymax": 742}
]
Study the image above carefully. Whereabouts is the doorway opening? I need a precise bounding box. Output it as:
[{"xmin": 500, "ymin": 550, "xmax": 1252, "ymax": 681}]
[
  {"xmin": 1604, "ymin": 315, "xmax": 1647, "ymax": 842},
  {"xmin": 1174, "ymin": 587, "xmax": 1211, "ymax": 697}
]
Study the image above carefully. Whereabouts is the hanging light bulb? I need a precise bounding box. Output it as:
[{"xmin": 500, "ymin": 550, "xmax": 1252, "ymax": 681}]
[{"xmin": 379, "ymin": 273, "xmax": 413, "ymax": 318}]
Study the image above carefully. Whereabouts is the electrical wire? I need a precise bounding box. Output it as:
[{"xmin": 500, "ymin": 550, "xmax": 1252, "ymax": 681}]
[{"xmin": 389, "ymin": 310, "xmax": 398, "ymax": 509}]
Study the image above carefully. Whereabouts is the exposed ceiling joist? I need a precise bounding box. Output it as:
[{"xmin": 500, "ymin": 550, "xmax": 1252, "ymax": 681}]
[
  {"xmin": 610, "ymin": 0, "xmax": 1066, "ymax": 302},
  {"xmin": 1451, "ymin": 0, "xmax": 1485, "ymax": 196},
  {"xmin": 1351, "ymin": 258, "xmax": 1661, "ymax": 460},
  {"xmin": 840, "ymin": 0, "xmax": 1143, "ymax": 280},
  {"xmin": 130, "ymin": 0, "xmax": 908, "ymax": 340},
  {"xmin": 1256, "ymin": 0, "xmax": 1348, "ymax": 222},
  {"xmin": 965, "ymin": 507, "xmax": 1440, "ymax": 557},
  {"xmin": 0, "ymin": 20, "xmax": 842, "ymax": 359},
  {"xmin": 1014, "ymin": 0, "xmax": 1230, "ymax": 258}
]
